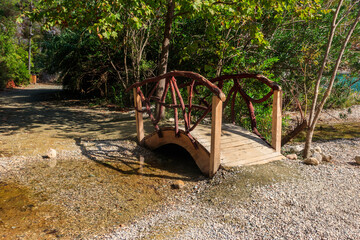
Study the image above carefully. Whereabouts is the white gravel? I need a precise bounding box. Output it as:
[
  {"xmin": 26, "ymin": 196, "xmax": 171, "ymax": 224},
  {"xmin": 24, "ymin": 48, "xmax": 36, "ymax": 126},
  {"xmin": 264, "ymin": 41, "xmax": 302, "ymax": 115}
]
[
  {"xmin": 2, "ymin": 85, "xmax": 359, "ymax": 239},
  {"xmin": 96, "ymin": 138, "xmax": 360, "ymax": 240}
]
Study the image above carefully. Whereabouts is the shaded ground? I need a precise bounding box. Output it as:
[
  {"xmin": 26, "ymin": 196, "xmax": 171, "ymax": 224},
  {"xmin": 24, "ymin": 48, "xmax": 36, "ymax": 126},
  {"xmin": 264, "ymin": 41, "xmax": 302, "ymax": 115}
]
[
  {"xmin": 0, "ymin": 85, "xmax": 137, "ymax": 157},
  {"xmin": 0, "ymin": 85, "xmax": 203, "ymax": 239},
  {"xmin": 294, "ymin": 122, "xmax": 360, "ymax": 142}
]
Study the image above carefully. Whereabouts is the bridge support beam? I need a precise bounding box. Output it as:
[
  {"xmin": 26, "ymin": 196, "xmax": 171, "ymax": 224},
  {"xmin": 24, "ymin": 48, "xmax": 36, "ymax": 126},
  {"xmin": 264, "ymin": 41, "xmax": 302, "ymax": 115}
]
[
  {"xmin": 209, "ymin": 95, "xmax": 223, "ymax": 177},
  {"xmin": 133, "ymin": 88, "xmax": 144, "ymax": 144},
  {"xmin": 272, "ymin": 90, "xmax": 282, "ymax": 152}
]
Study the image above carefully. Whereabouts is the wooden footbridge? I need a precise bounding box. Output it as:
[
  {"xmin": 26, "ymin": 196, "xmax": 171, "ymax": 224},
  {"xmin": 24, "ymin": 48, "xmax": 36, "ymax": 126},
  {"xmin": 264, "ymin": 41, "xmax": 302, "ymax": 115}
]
[{"xmin": 127, "ymin": 71, "xmax": 284, "ymax": 177}]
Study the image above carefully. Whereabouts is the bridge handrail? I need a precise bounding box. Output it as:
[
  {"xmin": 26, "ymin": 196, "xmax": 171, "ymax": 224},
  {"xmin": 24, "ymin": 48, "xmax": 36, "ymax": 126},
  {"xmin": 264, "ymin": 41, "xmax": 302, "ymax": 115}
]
[
  {"xmin": 127, "ymin": 71, "xmax": 282, "ymax": 155},
  {"xmin": 179, "ymin": 73, "xmax": 282, "ymax": 151},
  {"xmin": 210, "ymin": 73, "xmax": 281, "ymax": 91},
  {"xmin": 211, "ymin": 74, "xmax": 282, "ymax": 152},
  {"xmin": 126, "ymin": 70, "xmax": 226, "ymax": 101},
  {"xmin": 127, "ymin": 71, "xmax": 281, "ymax": 176},
  {"xmin": 126, "ymin": 71, "xmax": 225, "ymax": 153}
]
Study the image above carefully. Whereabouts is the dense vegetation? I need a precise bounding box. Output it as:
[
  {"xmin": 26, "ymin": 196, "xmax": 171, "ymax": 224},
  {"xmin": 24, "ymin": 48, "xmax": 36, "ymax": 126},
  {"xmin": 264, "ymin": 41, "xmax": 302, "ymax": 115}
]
[
  {"xmin": 1, "ymin": 0, "xmax": 359, "ymax": 143},
  {"xmin": 0, "ymin": 0, "xmax": 30, "ymax": 88}
]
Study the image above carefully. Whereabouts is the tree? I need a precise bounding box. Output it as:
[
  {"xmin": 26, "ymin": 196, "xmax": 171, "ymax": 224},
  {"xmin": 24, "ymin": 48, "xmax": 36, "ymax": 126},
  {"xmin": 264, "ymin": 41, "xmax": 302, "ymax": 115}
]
[
  {"xmin": 0, "ymin": 0, "xmax": 30, "ymax": 87},
  {"xmin": 33, "ymin": 0, "xmax": 161, "ymax": 99},
  {"xmin": 155, "ymin": 0, "xmax": 175, "ymax": 119},
  {"xmin": 303, "ymin": 0, "xmax": 360, "ymax": 157},
  {"xmin": 28, "ymin": 0, "xmax": 33, "ymax": 75}
]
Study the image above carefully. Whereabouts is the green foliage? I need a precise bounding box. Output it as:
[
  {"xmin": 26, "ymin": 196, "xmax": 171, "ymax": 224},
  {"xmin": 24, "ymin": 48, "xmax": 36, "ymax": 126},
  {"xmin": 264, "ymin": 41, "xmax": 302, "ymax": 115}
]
[
  {"xmin": 39, "ymin": 30, "xmax": 114, "ymax": 96},
  {"xmin": 28, "ymin": 0, "xmax": 359, "ymax": 141},
  {"xmin": 325, "ymin": 74, "xmax": 360, "ymax": 109},
  {"xmin": 0, "ymin": 0, "xmax": 30, "ymax": 87}
]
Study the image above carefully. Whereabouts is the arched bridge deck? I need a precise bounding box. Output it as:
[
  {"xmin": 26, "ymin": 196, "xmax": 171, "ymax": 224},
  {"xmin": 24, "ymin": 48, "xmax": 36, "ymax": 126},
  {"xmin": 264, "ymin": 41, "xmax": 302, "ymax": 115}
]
[{"xmin": 127, "ymin": 71, "xmax": 284, "ymax": 177}]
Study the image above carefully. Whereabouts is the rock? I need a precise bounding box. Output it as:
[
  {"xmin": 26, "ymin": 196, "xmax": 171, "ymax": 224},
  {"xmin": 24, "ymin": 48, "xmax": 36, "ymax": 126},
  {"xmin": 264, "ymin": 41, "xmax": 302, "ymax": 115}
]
[
  {"xmin": 171, "ymin": 180, "xmax": 185, "ymax": 189},
  {"xmin": 286, "ymin": 154, "xmax": 297, "ymax": 160},
  {"xmin": 314, "ymin": 146, "xmax": 322, "ymax": 154},
  {"xmin": 303, "ymin": 157, "xmax": 319, "ymax": 166},
  {"xmin": 355, "ymin": 156, "xmax": 360, "ymax": 165},
  {"xmin": 312, "ymin": 152, "xmax": 323, "ymax": 162},
  {"xmin": 322, "ymin": 154, "xmax": 332, "ymax": 162},
  {"xmin": 47, "ymin": 149, "xmax": 57, "ymax": 158},
  {"xmin": 289, "ymin": 145, "xmax": 303, "ymax": 154},
  {"xmin": 48, "ymin": 158, "xmax": 57, "ymax": 168}
]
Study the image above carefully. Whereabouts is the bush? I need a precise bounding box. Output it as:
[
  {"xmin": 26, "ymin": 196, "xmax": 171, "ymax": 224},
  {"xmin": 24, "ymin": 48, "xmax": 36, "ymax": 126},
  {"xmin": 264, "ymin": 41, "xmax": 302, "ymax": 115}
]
[{"xmin": 0, "ymin": 5, "xmax": 30, "ymax": 88}]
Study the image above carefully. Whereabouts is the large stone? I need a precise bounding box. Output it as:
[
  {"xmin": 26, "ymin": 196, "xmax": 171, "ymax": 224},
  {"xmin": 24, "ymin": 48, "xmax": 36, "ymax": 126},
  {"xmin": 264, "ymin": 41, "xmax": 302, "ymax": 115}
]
[
  {"xmin": 355, "ymin": 156, "xmax": 360, "ymax": 165},
  {"xmin": 286, "ymin": 154, "xmax": 297, "ymax": 160},
  {"xmin": 304, "ymin": 157, "xmax": 319, "ymax": 166}
]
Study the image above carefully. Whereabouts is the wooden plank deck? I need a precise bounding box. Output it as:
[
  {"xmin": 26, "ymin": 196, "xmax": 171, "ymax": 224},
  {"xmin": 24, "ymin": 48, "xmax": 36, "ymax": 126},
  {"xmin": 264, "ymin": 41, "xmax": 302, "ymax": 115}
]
[{"xmin": 189, "ymin": 123, "xmax": 285, "ymax": 168}]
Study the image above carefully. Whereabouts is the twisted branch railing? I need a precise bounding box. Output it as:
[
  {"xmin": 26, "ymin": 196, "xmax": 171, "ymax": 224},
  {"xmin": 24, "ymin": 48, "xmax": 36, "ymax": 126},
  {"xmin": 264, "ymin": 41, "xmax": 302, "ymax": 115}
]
[
  {"xmin": 127, "ymin": 71, "xmax": 282, "ymax": 153},
  {"xmin": 126, "ymin": 71, "xmax": 225, "ymax": 145},
  {"xmin": 211, "ymin": 74, "xmax": 282, "ymax": 151}
]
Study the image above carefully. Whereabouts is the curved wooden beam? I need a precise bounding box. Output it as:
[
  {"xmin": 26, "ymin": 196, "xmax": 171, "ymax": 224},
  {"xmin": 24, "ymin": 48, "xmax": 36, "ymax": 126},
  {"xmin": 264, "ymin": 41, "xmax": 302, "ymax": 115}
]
[
  {"xmin": 126, "ymin": 70, "xmax": 226, "ymax": 102},
  {"xmin": 211, "ymin": 73, "xmax": 281, "ymax": 91},
  {"xmin": 142, "ymin": 128, "xmax": 212, "ymax": 176}
]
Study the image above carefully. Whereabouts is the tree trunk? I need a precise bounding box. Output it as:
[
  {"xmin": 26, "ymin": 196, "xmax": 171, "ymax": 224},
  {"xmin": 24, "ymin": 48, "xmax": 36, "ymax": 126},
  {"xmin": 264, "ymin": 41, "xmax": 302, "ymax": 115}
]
[
  {"xmin": 155, "ymin": 0, "xmax": 175, "ymax": 119},
  {"xmin": 215, "ymin": 58, "xmax": 223, "ymax": 77},
  {"xmin": 28, "ymin": 0, "xmax": 33, "ymax": 75},
  {"xmin": 303, "ymin": 4, "xmax": 360, "ymax": 158}
]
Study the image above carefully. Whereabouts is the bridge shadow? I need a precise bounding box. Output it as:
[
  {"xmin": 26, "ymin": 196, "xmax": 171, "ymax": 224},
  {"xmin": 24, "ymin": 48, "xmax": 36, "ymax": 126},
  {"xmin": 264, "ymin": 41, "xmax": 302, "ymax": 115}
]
[{"xmin": 75, "ymin": 138, "xmax": 203, "ymax": 181}]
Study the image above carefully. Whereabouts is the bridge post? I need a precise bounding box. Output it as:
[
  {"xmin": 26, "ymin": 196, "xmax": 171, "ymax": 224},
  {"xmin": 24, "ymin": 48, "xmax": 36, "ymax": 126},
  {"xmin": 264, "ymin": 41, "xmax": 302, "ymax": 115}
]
[
  {"xmin": 133, "ymin": 88, "xmax": 144, "ymax": 144},
  {"xmin": 209, "ymin": 95, "xmax": 223, "ymax": 177},
  {"xmin": 272, "ymin": 89, "xmax": 282, "ymax": 152}
]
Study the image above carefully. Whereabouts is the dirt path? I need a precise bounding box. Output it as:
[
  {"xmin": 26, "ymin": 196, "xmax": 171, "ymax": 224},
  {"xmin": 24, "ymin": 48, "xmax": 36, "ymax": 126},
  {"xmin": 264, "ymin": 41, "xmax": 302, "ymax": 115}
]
[{"xmin": 0, "ymin": 84, "xmax": 138, "ymax": 157}]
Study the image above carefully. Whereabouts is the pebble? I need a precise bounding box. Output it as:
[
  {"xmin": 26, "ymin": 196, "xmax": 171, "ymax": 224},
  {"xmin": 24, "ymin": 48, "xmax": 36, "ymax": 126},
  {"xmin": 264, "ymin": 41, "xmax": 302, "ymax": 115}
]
[
  {"xmin": 286, "ymin": 154, "xmax": 297, "ymax": 160},
  {"xmin": 289, "ymin": 145, "xmax": 303, "ymax": 154},
  {"xmin": 355, "ymin": 156, "xmax": 360, "ymax": 165},
  {"xmin": 171, "ymin": 180, "xmax": 185, "ymax": 189},
  {"xmin": 312, "ymin": 152, "xmax": 323, "ymax": 162},
  {"xmin": 48, "ymin": 158, "xmax": 57, "ymax": 168},
  {"xmin": 322, "ymin": 154, "xmax": 332, "ymax": 162},
  {"xmin": 303, "ymin": 157, "xmax": 320, "ymax": 166},
  {"xmin": 314, "ymin": 146, "xmax": 322, "ymax": 154},
  {"xmin": 47, "ymin": 148, "xmax": 57, "ymax": 158}
]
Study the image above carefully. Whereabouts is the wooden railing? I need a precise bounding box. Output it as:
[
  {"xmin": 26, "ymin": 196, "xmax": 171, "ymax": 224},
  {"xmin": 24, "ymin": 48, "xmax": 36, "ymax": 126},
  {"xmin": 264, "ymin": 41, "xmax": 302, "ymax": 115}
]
[
  {"xmin": 178, "ymin": 73, "xmax": 282, "ymax": 152},
  {"xmin": 127, "ymin": 71, "xmax": 226, "ymax": 176},
  {"xmin": 210, "ymin": 74, "xmax": 282, "ymax": 152},
  {"xmin": 127, "ymin": 71, "xmax": 282, "ymax": 166}
]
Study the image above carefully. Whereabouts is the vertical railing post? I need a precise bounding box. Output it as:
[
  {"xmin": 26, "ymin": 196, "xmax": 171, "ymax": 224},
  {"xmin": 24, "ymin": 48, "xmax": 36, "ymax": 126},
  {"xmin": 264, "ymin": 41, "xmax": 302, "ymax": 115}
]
[
  {"xmin": 272, "ymin": 89, "xmax": 282, "ymax": 152},
  {"xmin": 187, "ymin": 86, "xmax": 191, "ymax": 124},
  {"xmin": 133, "ymin": 88, "xmax": 144, "ymax": 144},
  {"xmin": 209, "ymin": 95, "xmax": 223, "ymax": 177}
]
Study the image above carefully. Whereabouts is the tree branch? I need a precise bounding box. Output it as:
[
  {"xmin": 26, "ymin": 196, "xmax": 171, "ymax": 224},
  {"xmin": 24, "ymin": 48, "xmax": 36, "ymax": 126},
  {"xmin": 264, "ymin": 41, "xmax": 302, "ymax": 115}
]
[{"xmin": 308, "ymin": 0, "xmax": 344, "ymax": 126}]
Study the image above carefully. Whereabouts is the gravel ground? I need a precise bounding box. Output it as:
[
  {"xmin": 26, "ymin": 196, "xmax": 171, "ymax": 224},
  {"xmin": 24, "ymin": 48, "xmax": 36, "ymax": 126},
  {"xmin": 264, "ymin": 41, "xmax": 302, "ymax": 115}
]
[
  {"xmin": 1, "ymin": 85, "xmax": 360, "ymax": 239},
  {"xmin": 286, "ymin": 105, "xmax": 360, "ymax": 124},
  {"xmin": 97, "ymin": 139, "xmax": 360, "ymax": 240}
]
